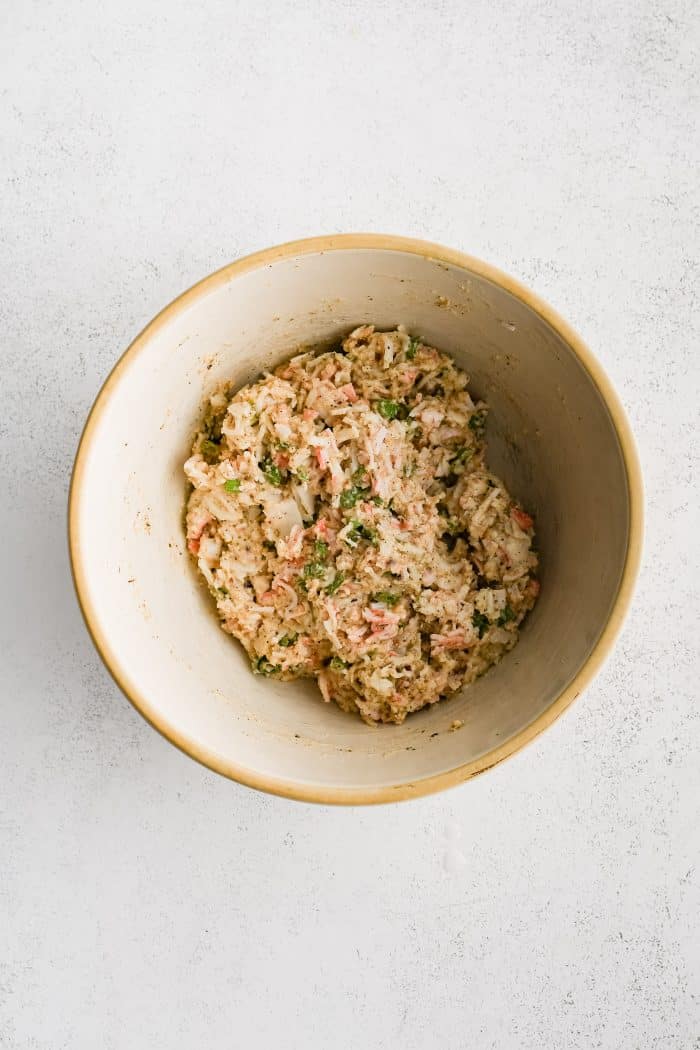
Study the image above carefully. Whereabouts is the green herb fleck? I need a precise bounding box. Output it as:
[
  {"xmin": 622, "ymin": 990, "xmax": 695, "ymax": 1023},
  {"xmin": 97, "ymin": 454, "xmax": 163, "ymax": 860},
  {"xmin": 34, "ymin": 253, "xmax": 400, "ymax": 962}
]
[
  {"xmin": 406, "ymin": 336, "xmax": 420, "ymax": 360},
  {"xmin": 497, "ymin": 605, "xmax": 516, "ymax": 627},
  {"xmin": 472, "ymin": 610, "xmax": 490, "ymax": 639},
  {"xmin": 313, "ymin": 540, "xmax": 329, "ymax": 561},
  {"xmin": 278, "ymin": 633, "xmax": 298, "ymax": 648},
  {"xmin": 345, "ymin": 521, "xmax": 362, "ymax": 545},
  {"xmin": 339, "ymin": 484, "xmax": 369, "ymax": 509},
  {"xmin": 376, "ymin": 399, "xmax": 408, "ymax": 421},
  {"xmin": 451, "ymin": 446, "xmax": 474, "ymax": 467},
  {"xmin": 345, "ymin": 521, "xmax": 360, "ymax": 545},
  {"xmin": 325, "ymin": 572, "xmax": 345, "ymax": 595},
  {"xmin": 329, "ymin": 656, "xmax": 349, "ymax": 671},
  {"xmin": 295, "ymin": 467, "xmax": 309, "ymax": 482},
  {"xmin": 468, "ymin": 411, "xmax": 486, "ymax": 433},
  {"xmin": 260, "ymin": 459, "xmax": 284, "ymax": 486},
  {"xmin": 352, "ymin": 465, "xmax": 367, "ymax": 483},
  {"xmin": 372, "ymin": 591, "xmax": 400, "ymax": 607},
  {"xmin": 201, "ymin": 439, "xmax": 221, "ymax": 464},
  {"xmin": 346, "ymin": 520, "xmax": 378, "ymax": 546},
  {"xmin": 303, "ymin": 561, "xmax": 326, "ymax": 580},
  {"xmin": 253, "ymin": 655, "xmax": 280, "ymax": 676},
  {"xmin": 223, "ymin": 478, "xmax": 241, "ymax": 493}
]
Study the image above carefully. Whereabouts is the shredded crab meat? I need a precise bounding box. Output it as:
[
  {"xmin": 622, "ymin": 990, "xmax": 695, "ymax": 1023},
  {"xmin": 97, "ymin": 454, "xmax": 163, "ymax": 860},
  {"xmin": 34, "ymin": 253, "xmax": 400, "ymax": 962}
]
[{"xmin": 184, "ymin": 325, "xmax": 540, "ymax": 725}]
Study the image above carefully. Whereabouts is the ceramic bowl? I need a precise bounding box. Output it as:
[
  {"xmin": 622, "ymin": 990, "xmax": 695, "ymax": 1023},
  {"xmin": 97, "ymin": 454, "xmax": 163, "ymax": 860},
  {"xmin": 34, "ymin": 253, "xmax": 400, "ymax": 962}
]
[{"xmin": 69, "ymin": 234, "xmax": 642, "ymax": 803}]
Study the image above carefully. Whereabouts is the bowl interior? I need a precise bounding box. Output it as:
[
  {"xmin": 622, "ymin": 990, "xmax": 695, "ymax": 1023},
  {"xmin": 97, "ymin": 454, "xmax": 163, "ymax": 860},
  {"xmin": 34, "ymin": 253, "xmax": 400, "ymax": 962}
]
[{"xmin": 71, "ymin": 243, "xmax": 632, "ymax": 801}]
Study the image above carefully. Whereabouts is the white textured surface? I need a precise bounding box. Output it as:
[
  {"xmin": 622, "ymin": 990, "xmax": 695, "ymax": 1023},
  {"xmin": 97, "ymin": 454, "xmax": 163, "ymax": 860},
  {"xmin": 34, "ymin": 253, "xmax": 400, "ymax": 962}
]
[{"xmin": 2, "ymin": 1, "xmax": 699, "ymax": 1046}]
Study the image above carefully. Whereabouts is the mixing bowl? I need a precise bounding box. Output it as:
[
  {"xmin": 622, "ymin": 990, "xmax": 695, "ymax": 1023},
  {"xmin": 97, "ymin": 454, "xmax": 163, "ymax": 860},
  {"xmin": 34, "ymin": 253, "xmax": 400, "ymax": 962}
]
[{"xmin": 69, "ymin": 234, "xmax": 642, "ymax": 803}]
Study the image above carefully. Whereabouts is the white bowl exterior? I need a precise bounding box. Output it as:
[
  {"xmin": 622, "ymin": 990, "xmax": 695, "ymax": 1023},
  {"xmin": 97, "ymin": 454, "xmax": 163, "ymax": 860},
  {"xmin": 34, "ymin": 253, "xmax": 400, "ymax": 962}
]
[{"xmin": 72, "ymin": 246, "xmax": 632, "ymax": 797}]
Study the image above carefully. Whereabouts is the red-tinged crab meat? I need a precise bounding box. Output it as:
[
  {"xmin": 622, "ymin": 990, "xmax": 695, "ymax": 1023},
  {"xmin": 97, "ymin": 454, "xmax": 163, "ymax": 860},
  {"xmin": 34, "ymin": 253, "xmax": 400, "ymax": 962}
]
[
  {"xmin": 339, "ymin": 383, "xmax": 358, "ymax": 403},
  {"xmin": 362, "ymin": 622, "xmax": 398, "ymax": 643},
  {"xmin": 363, "ymin": 606, "xmax": 401, "ymax": 626},
  {"xmin": 431, "ymin": 631, "xmax": 467, "ymax": 651},
  {"xmin": 511, "ymin": 507, "xmax": 534, "ymax": 530},
  {"xmin": 186, "ymin": 510, "xmax": 212, "ymax": 554}
]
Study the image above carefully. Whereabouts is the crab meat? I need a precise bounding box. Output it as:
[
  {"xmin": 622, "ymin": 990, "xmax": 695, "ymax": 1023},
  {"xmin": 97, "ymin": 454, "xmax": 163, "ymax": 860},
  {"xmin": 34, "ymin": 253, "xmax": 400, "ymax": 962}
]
[
  {"xmin": 413, "ymin": 404, "xmax": 444, "ymax": 431},
  {"xmin": 183, "ymin": 453, "xmax": 211, "ymax": 488},
  {"xmin": 431, "ymin": 631, "xmax": 468, "ymax": 651},
  {"xmin": 322, "ymin": 602, "xmax": 343, "ymax": 648},
  {"xmin": 343, "ymin": 624, "xmax": 366, "ymax": 645},
  {"xmin": 186, "ymin": 507, "xmax": 212, "ymax": 554},
  {"xmin": 266, "ymin": 496, "xmax": 304, "ymax": 539},
  {"xmin": 511, "ymin": 507, "xmax": 534, "ymax": 530},
  {"xmin": 469, "ymin": 487, "xmax": 502, "ymax": 540},
  {"xmin": 367, "ymin": 672, "xmax": 394, "ymax": 696},
  {"xmin": 198, "ymin": 534, "xmax": 221, "ymax": 566},
  {"xmin": 365, "ymin": 424, "xmax": 392, "ymax": 500},
  {"xmin": 363, "ymin": 605, "xmax": 401, "ymax": 627},
  {"xmin": 310, "ymin": 429, "xmax": 344, "ymax": 493},
  {"xmin": 277, "ymin": 523, "xmax": 305, "ymax": 560},
  {"xmin": 319, "ymin": 360, "xmax": 338, "ymax": 381},
  {"xmin": 271, "ymin": 576, "xmax": 299, "ymax": 613},
  {"xmin": 370, "ymin": 622, "xmax": 399, "ymax": 639},
  {"xmin": 291, "ymin": 480, "xmax": 315, "ymax": 520},
  {"xmin": 274, "ymin": 420, "xmax": 293, "ymax": 443},
  {"xmin": 317, "ymin": 670, "xmax": 333, "ymax": 703},
  {"xmin": 432, "ymin": 425, "xmax": 464, "ymax": 444}
]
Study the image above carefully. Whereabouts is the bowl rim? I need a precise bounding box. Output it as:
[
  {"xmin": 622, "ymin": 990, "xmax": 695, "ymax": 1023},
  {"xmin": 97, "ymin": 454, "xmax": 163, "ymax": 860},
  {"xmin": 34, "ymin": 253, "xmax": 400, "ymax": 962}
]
[{"xmin": 68, "ymin": 233, "xmax": 644, "ymax": 805}]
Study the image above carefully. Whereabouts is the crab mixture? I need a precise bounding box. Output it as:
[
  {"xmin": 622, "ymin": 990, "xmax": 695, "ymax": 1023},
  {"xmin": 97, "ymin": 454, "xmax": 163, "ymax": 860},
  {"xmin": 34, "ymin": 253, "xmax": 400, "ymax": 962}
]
[{"xmin": 184, "ymin": 325, "xmax": 540, "ymax": 725}]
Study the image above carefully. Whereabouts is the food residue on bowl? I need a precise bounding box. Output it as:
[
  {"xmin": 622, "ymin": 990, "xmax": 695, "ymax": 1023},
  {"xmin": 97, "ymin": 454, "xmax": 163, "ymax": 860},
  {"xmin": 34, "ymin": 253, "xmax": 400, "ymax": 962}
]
[{"xmin": 184, "ymin": 325, "xmax": 539, "ymax": 724}]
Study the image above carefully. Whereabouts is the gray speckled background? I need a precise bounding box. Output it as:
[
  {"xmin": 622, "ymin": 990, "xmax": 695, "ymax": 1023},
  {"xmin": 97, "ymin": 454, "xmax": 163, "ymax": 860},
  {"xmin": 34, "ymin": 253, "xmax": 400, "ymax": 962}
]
[{"xmin": 2, "ymin": 1, "xmax": 699, "ymax": 1046}]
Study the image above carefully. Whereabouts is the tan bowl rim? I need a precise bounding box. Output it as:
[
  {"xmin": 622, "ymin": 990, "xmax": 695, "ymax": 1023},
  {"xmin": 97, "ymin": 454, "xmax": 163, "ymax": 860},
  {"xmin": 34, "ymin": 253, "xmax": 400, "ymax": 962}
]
[{"xmin": 68, "ymin": 233, "xmax": 644, "ymax": 805}]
